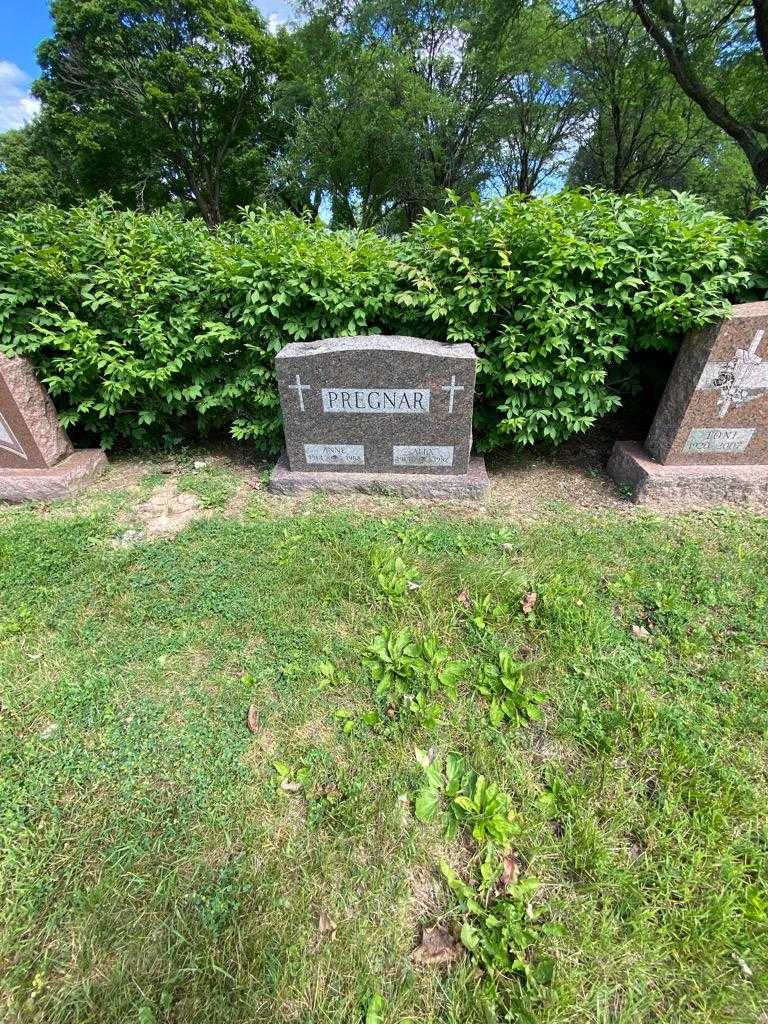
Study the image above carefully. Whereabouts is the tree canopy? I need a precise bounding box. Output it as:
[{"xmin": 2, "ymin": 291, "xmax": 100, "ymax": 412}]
[{"xmin": 0, "ymin": 0, "xmax": 764, "ymax": 224}]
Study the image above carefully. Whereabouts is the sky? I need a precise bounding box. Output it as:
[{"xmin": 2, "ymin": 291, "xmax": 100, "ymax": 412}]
[{"xmin": 0, "ymin": 0, "xmax": 295, "ymax": 132}]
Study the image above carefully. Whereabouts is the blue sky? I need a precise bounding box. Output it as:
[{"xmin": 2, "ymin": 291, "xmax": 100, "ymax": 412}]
[{"xmin": 0, "ymin": 0, "xmax": 294, "ymax": 131}]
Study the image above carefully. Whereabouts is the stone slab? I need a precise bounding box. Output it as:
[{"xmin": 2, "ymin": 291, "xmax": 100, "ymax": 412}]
[
  {"xmin": 0, "ymin": 449, "xmax": 108, "ymax": 503},
  {"xmin": 645, "ymin": 301, "xmax": 768, "ymax": 466},
  {"xmin": 607, "ymin": 439, "xmax": 768, "ymax": 506},
  {"xmin": 0, "ymin": 354, "xmax": 73, "ymax": 469},
  {"xmin": 267, "ymin": 452, "xmax": 489, "ymax": 499},
  {"xmin": 275, "ymin": 335, "xmax": 477, "ymax": 476}
]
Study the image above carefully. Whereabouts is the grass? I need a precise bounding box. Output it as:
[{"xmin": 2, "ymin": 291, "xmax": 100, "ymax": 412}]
[{"xmin": 1, "ymin": 486, "xmax": 767, "ymax": 1023}]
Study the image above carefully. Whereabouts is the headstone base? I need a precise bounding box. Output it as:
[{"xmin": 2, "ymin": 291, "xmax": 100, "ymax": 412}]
[
  {"xmin": 0, "ymin": 449, "xmax": 108, "ymax": 503},
  {"xmin": 268, "ymin": 452, "xmax": 489, "ymax": 499},
  {"xmin": 607, "ymin": 440, "xmax": 768, "ymax": 506}
]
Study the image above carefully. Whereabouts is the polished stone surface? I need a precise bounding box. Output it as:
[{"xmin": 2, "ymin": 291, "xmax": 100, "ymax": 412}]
[
  {"xmin": 645, "ymin": 302, "xmax": 768, "ymax": 466},
  {"xmin": 0, "ymin": 354, "xmax": 73, "ymax": 470},
  {"xmin": 0, "ymin": 353, "xmax": 107, "ymax": 502},
  {"xmin": 275, "ymin": 335, "xmax": 477, "ymax": 476}
]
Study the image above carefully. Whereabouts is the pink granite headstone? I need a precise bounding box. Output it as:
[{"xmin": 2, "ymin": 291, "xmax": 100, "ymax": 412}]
[
  {"xmin": 0, "ymin": 354, "xmax": 107, "ymax": 502},
  {"xmin": 608, "ymin": 302, "xmax": 768, "ymax": 504}
]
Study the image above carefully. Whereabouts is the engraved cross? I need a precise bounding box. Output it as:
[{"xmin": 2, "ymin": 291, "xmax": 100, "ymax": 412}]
[
  {"xmin": 288, "ymin": 373, "xmax": 311, "ymax": 412},
  {"xmin": 441, "ymin": 374, "xmax": 465, "ymax": 414}
]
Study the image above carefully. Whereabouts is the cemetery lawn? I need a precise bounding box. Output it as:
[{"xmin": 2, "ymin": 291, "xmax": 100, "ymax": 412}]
[{"xmin": 1, "ymin": 480, "xmax": 767, "ymax": 1024}]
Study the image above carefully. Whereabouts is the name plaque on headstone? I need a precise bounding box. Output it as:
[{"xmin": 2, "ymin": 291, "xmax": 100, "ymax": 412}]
[
  {"xmin": 269, "ymin": 335, "xmax": 488, "ymax": 498},
  {"xmin": 607, "ymin": 301, "xmax": 768, "ymax": 504}
]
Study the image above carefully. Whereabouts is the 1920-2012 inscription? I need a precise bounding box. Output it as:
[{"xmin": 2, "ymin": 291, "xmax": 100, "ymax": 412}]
[
  {"xmin": 322, "ymin": 387, "xmax": 430, "ymax": 414},
  {"xmin": 683, "ymin": 426, "xmax": 755, "ymax": 454},
  {"xmin": 393, "ymin": 445, "xmax": 454, "ymax": 467}
]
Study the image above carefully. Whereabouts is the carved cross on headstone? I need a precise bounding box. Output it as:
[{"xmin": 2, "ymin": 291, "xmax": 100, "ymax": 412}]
[
  {"xmin": 707, "ymin": 329, "xmax": 765, "ymax": 417},
  {"xmin": 441, "ymin": 374, "xmax": 465, "ymax": 414},
  {"xmin": 607, "ymin": 301, "xmax": 768, "ymax": 505},
  {"xmin": 644, "ymin": 303, "xmax": 768, "ymax": 466},
  {"xmin": 288, "ymin": 373, "xmax": 311, "ymax": 412}
]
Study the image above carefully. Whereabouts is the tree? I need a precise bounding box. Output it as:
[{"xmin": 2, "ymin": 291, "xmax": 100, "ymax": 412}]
[
  {"xmin": 271, "ymin": 18, "xmax": 429, "ymax": 229},
  {"xmin": 295, "ymin": 0, "xmax": 530, "ymax": 222},
  {"xmin": 35, "ymin": 0, "xmax": 282, "ymax": 227},
  {"xmin": 683, "ymin": 140, "xmax": 761, "ymax": 217},
  {"xmin": 631, "ymin": 0, "xmax": 768, "ymax": 195},
  {"xmin": 567, "ymin": 6, "xmax": 714, "ymax": 193},
  {"xmin": 486, "ymin": 4, "xmax": 584, "ymax": 195},
  {"xmin": 0, "ymin": 123, "xmax": 71, "ymax": 213}
]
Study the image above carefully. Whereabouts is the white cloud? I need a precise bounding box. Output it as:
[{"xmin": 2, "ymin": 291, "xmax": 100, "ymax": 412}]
[
  {"xmin": 266, "ymin": 13, "xmax": 287, "ymax": 33},
  {"xmin": 252, "ymin": 1, "xmax": 294, "ymax": 32},
  {"xmin": 0, "ymin": 61, "xmax": 40, "ymax": 133}
]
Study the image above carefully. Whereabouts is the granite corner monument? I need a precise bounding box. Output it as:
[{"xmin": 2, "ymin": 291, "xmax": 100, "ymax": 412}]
[
  {"xmin": 268, "ymin": 335, "xmax": 489, "ymax": 498},
  {"xmin": 608, "ymin": 301, "xmax": 768, "ymax": 504},
  {"xmin": 0, "ymin": 354, "xmax": 107, "ymax": 503}
]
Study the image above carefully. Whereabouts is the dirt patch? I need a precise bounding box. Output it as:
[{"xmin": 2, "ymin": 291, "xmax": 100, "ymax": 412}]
[
  {"xmin": 112, "ymin": 481, "xmax": 210, "ymax": 545},
  {"xmin": 242, "ymin": 729, "xmax": 280, "ymax": 765},
  {"xmin": 408, "ymin": 865, "xmax": 445, "ymax": 921},
  {"xmin": 13, "ymin": 419, "xmax": 767, "ymax": 525}
]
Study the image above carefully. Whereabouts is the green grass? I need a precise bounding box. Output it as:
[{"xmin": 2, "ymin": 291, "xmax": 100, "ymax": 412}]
[{"xmin": 1, "ymin": 494, "xmax": 767, "ymax": 1023}]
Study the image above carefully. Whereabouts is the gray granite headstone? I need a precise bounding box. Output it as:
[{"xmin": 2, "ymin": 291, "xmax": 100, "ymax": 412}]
[{"xmin": 269, "ymin": 336, "xmax": 488, "ymax": 497}]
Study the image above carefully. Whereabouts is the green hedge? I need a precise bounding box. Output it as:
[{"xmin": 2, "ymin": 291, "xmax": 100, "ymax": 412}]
[{"xmin": 0, "ymin": 192, "xmax": 763, "ymax": 452}]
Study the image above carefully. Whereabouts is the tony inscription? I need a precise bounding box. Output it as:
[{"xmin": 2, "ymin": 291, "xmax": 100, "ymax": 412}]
[{"xmin": 274, "ymin": 335, "xmax": 477, "ymax": 476}]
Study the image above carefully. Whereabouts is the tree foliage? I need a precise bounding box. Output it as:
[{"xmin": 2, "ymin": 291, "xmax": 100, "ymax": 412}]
[
  {"xmin": 632, "ymin": 0, "xmax": 768, "ymax": 195},
  {"xmin": 568, "ymin": 6, "xmax": 715, "ymax": 193},
  {"xmin": 34, "ymin": 0, "xmax": 281, "ymax": 227},
  {"xmin": 1, "ymin": 0, "xmax": 765, "ymax": 222}
]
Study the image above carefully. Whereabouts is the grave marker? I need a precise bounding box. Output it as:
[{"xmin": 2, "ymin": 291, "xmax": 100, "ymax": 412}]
[
  {"xmin": 0, "ymin": 354, "xmax": 107, "ymax": 502},
  {"xmin": 268, "ymin": 335, "xmax": 488, "ymax": 498},
  {"xmin": 608, "ymin": 301, "xmax": 768, "ymax": 504}
]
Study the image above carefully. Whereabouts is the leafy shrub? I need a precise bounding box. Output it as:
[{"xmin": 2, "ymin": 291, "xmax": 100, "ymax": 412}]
[
  {"xmin": 0, "ymin": 193, "xmax": 760, "ymax": 452},
  {"xmin": 399, "ymin": 190, "xmax": 757, "ymax": 448}
]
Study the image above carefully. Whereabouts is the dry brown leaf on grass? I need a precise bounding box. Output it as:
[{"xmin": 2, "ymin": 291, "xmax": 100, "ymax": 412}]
[
  {"xmin": 631, "ymin": 624, "xmax": 651, "ymax": 640},
  {"xmin": 500, "ymin": 851, "xmax": 521, "ymax": 889},
  {"xmin": 521, "ymin": 591, "xmax": 538, "ymax": 615},
  {"xmin": 246, "ymin": 705, "xmax": 259, "ymax": 733},
  {"xmin": 456, "ymin": 589, "xmax": 472, "ymax": 609},
  {"xmin": 411, "ymin": 925, "xmax": 463, "ymax": 967},
  {"xmin": 318, "ymin": 910, "xmax": 337, "ymax": 938}
]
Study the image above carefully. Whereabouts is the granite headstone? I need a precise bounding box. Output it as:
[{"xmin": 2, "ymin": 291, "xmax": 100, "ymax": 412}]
[
  {"xmin": 0, "ymin": 354, "xmax": 107, "ymax": 502},
  {"xmin": 268, "ymin": 335, "xmax": 488, "ymax": 497},
  {"xmin": 608, "ymin": 301, "xmax": 768, "ymax": 503}
]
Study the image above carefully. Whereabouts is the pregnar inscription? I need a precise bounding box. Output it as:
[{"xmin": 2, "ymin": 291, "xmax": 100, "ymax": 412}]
[{"xmin": 322, "ymin": 387, "xmax": 430, "ymax": 414}]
